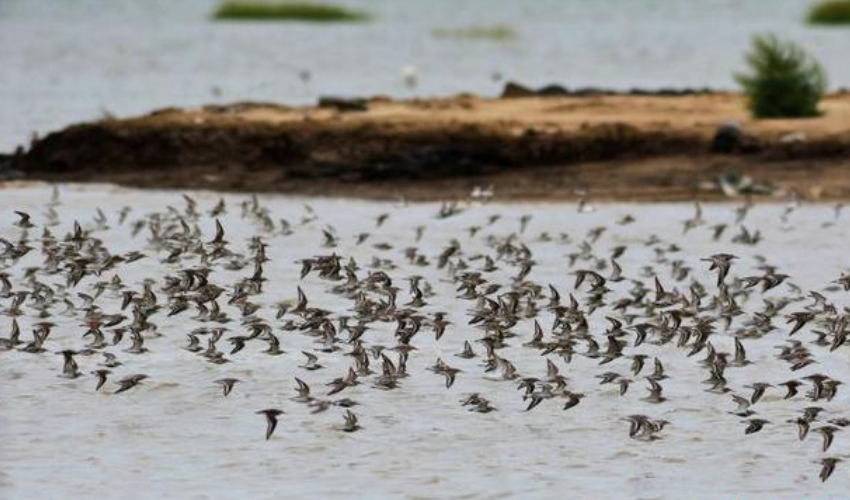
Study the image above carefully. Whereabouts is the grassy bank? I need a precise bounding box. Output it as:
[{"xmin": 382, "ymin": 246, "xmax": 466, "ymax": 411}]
[
  {"xmin": 808, "ymin": 0, "xmax": 850, "ymax": 25},
  {"xmin": 212, "ymin": 1, "xmax": 370, "ymax": 22},
  {"xmin": 431, "ymin": 24, "xmax": 517, "ymax": 41}
]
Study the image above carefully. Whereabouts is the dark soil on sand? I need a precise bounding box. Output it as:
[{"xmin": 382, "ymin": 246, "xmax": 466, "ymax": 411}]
[{"xmin": 6, "ymin": 89, "xmax": 850, "ymax": 200}]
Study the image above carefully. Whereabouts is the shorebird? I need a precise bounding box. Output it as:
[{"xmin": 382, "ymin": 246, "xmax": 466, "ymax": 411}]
[
  {"xmin": 214, "ymin": 378, "xmax": 239, "ymax": 397},
  {"xmin": 13, "ymin": 211, "xmax": 35, "ymax": 229},
  {"xmin": 340, "ymin": 410, "xmax": 361, "ymax": 432},
  {"xmin": 100, "ymin": 352, "xmax": 122, "ymax": 368},
  {"xmin": 625, "ymin": 415, "xmax": 669, "ymax": 441},
  {"xmin": 0, "ymin": 319, "xmax": 22, "ymax": 350},
  {"xmin": 819, "ymin": 457, "xmax": 840, "ymax": 482},
  {"xmin": 562, "ymin": 392, "xmax": 585, "ymax": 411},
  {"xmin": 114, "ymin": 374, "xmax": 148, "ymax": 394},
  {"xmin": 642, "ymin": 379, "xmax": 666, "ymax": 404},
  {"xmin": 429, "ymin": 358, "xmax": 462, "ymax": 389},
  {"xmin": 6, "ymin": 189, "xmax": 850, "ymax": 487},
  {"xmin": 702, "ymin": 254, "xmax": 737, "ymax": 287},
  {"xmin": 91, "ymin": 369, "xmax": 110, "ymax": 391},
  {"xmin": 257, "ymin": 409, "xmax": 284, "ymax": 440},
  {"xmin": 812, "ymin": 426, "xmax": 839, "ymax": 452},
  {"xmin": 58, "ymin": 350, "xmax": 81, "ymax": 379},
  {"xmin": 744, "ymin": 418, "xmax": 769, "ymax": 435},
  {"xmin": 292, "ymin": 378, "xmax": 313, "ymax": 403},
  {"xmin": 299, "ymin": 351, "xmax": 323, "ymax": 371}
]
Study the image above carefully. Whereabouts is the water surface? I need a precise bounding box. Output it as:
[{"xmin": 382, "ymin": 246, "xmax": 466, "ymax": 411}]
[
  {"xmin": 1, "ymin": 0, "xmax": 849, "ymax": 150},
  {"xmin": 0, "ymin": 184, "xmax": 849, "ymax": 499}
]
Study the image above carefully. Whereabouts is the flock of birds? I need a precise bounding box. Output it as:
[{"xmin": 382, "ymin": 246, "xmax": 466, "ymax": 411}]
[{"xmin": 2, "ymin": 188, "xmax": 850, "ymax": 485}]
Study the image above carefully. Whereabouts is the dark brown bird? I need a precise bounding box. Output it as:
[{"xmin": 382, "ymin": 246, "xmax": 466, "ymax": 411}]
[
  {"xmin": 701, "ymin": 253, "xmax": 737, "ymax": 287},
  {"xmin": 819, "ymin": 457, "xmax": 840, "ymax": 482},
  {"xmin": 91, "ymin": 369, "xmax": 110, "ymax": 391},
  {"xmin": 257, "ymin": 409, "xmax": 284, "ymax": 440},
  {"xmin": 341, "ymin": 410, "xmax": 361, "ymax": 432},
  {"xmin": 744, "ymin": 418, "xmax": 769, "ymax": 435},
  {"xmin": 214, "ymin": 378, "xmax": 239, "ymax": 397},
  {"xmin": 114, "ymin": 374, "xmax": 148, "ymax": 394}
]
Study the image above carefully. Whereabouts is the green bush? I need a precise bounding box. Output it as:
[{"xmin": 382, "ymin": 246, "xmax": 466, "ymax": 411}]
[
  {"xmin": 212, "ymin": 1, "xmax": 370, "ymax": 22},
  {"xmin": 735, "ymin": 35, "xmax": 827, "ymax": 118},
  {"xmin": 808, "ymin": 0, "xmax": 850, "ymax": 25}
]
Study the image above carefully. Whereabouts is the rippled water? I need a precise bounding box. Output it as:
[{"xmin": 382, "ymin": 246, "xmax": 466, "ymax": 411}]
[
  {"xmin": 1, "ymin": 0, "xmax": 850, "ymax": 150},
  {"xmin": 1, "ymin": 183, "xmax": 850, "ymax": 499}
]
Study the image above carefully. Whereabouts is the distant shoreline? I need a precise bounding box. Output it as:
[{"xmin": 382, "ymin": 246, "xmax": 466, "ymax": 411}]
[{"xmin": 5, "ymin": 87, "xmax": 850, "ymax": 201}]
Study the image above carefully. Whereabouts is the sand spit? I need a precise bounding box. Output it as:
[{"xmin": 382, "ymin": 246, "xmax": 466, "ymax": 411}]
[{"xmin": 7, "ymin": 91, "xmax": 850, "ymax": 200}]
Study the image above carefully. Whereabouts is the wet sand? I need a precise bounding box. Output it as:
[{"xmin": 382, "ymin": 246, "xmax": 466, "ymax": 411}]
[{"xmin": 7, "ymin": 92, "xmax": 850, "ymax": 200}]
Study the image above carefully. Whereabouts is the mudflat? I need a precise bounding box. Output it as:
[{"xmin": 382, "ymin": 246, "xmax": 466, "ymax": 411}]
[{"xmin": 8, "ymin": 91, "xmax": 850, "ymax": 200}]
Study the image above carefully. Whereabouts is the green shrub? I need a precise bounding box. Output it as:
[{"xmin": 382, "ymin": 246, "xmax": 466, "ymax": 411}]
[
  {"xmin": 212, "ymin": 1, "xmax": 370, "ymax": 22},
  {"xmin": 808, "ymin": 0, "xmax": 850, "ymax": 25},
  {"xmin": 431, "ymin": 25, "xmax": 518, "ymax": 41},
  {"xmin": 735, "ymin": 35, "xmax": 826, "ymax": 118}
]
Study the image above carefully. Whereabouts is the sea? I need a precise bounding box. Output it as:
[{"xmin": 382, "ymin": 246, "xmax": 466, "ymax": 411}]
[{"xmin": 1, "ymin": 0, "xmax": 849, "ymax": 150}]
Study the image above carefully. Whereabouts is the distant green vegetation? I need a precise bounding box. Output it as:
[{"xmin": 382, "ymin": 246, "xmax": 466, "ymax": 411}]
[
  {"xmin": 431, "ymin": 24, "xmax": 517, "ymax": 41},
  {"xmin": 808, "ymin": 0, "xmax": 850, "ymax": 25},
  {"xmin": 736, "ymin": 34, "xmax": 826, "ymax": 119},
  {"xmin": 212, "ymin": 1, "xmax": 371, "ymax": 22}
]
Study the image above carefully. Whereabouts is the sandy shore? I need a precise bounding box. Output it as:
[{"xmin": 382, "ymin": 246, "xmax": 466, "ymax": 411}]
[{"xmin": 6, "ymin": 90, "xmax": 850, "ymax": 200}]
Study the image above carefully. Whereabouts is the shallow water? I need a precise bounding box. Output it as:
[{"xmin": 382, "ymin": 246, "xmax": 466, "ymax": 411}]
[
  {"xmin": 1, "ymin": 0, "xmax": 850, "ymax": 150},
  {"xmin": 1, "ymin": 184, "xmax": 850, "ymax": 499}
]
